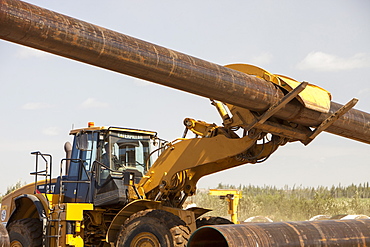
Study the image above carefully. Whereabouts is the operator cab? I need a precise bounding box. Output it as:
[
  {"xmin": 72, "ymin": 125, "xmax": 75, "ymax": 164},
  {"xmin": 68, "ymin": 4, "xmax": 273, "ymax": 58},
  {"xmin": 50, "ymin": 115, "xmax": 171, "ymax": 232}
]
[{"xmin": 64, "ymin": 123, "xmax": 166, "ymax": 206}]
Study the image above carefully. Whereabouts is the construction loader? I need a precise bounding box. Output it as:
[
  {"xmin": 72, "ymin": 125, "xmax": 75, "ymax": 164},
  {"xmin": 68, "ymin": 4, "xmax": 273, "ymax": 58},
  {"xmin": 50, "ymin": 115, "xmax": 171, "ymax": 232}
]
[{"xmin": 1, "ymin": 0, "xmax": 370, "ymax": 246}]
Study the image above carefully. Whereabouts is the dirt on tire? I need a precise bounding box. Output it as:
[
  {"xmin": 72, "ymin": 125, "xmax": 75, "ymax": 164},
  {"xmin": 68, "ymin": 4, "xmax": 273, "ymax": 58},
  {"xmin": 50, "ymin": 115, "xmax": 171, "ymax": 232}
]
[
  {"xmin": 116, "ymin": 209, "xmax": 190, "ymax": 247},
  {"xmin": 7, "ymin": 218, "xmax": 42, "ymax": 247}
]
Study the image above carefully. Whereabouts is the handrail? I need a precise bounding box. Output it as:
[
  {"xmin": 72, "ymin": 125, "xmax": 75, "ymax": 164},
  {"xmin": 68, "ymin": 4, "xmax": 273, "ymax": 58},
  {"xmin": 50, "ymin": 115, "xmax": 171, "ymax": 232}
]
[{"xmin": 30, "ymin": 151, "xmax": 52, "ymax": 197}]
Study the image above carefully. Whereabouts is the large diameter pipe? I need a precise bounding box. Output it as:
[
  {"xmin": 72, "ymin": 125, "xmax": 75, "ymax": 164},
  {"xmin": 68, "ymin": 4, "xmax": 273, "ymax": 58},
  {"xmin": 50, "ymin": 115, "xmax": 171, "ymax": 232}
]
[
  {"xmin": 188, "ymin": 219, "xmax": 370, "ymax": 247},
  {"xmin": 0, "ymin": 0, "xmax": 369, "ymax": 144}
]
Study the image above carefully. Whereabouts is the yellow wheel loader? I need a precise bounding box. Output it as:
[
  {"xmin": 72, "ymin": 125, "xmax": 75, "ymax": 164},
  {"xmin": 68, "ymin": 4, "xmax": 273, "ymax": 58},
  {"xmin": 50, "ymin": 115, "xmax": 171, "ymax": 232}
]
[
  {"xmin": 1, "ymin": 0, "xmax": 370, "ymax": 246},
  {"xmin": 1, "ymin": 101, "xmax": 369, "ymax": 246}
]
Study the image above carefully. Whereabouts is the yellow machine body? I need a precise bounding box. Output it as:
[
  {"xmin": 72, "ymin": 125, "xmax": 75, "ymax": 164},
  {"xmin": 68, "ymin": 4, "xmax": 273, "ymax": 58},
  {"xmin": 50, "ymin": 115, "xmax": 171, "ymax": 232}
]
[{"xmin": 209, "ymin": 189, "xmax": 242, "ymax": 224}]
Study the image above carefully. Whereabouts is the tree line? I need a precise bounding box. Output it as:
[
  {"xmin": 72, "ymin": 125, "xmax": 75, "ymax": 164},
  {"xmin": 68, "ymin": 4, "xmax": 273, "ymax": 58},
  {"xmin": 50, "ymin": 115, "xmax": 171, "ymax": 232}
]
[
  {"xmin": 193, "ymin": 183, "xmax": 370, "ymax": 222},
  {"xmin": 0, "ymin": 181, "xmax": 24, "ymax": 203}
]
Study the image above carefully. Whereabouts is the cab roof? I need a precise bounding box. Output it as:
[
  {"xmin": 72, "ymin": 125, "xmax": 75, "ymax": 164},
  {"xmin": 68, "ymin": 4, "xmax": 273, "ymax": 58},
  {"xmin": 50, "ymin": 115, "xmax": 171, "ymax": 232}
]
[{"xmin": 69, "ymin": 126, "xmax": 157, "ymax": 137}]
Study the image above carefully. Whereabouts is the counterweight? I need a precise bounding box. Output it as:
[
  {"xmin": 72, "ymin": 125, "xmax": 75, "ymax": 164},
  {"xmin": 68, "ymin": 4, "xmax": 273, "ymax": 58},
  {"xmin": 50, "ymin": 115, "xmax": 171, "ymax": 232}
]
[{"xmin": 0, "ymin": 0, "xmax": 369, "ymax": 143}]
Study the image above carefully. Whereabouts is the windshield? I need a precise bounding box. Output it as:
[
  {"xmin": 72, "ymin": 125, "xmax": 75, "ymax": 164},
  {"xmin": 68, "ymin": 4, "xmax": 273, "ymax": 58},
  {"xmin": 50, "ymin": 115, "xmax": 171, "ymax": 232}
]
[{"xmin": 101, "ymin": 131, "xmax": 160, "ymax": 174}]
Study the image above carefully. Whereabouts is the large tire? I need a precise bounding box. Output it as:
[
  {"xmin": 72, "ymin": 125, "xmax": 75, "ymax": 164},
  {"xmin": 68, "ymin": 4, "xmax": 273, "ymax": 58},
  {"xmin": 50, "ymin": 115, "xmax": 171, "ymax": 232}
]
[
  {"xmin": 7, "ymin": 218, "xmax": 42, "ymax": 247},
  {"xmin": 116, "ymin": 209, "xmax": 190, "ymax": 247},
  {"xmin": 196, "ymin": 216, "xmax": 233, "ymax": 228},
  {"xmin": 0, "ymin": 223, "xmax": 10, "ymax": 247}
]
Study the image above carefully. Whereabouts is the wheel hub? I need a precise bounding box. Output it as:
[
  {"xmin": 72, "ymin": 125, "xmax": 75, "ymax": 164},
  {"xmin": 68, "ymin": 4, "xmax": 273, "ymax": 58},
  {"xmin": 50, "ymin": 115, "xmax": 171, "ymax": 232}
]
[
  {"xmin": 10, "ymin": 240, "xmax": 23, "ymax": 247},
  {"xmin": 131, "ymin": 232, "xmax": 160, "ymax": 247}
]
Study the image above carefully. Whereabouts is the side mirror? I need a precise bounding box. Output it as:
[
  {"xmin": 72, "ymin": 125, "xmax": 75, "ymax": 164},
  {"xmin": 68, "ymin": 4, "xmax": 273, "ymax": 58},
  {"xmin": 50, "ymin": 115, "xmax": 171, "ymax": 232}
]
[{"xmin": 76, "ymin": 133, "xmax": 89, "ymax": 151}]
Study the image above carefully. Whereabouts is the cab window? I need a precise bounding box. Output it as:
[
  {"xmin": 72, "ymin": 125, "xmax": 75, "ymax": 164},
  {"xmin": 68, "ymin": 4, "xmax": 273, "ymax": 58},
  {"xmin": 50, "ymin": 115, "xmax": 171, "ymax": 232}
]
[{"xmin": 69, "ymin": 132, "xmax": 98, "ymax": 180}]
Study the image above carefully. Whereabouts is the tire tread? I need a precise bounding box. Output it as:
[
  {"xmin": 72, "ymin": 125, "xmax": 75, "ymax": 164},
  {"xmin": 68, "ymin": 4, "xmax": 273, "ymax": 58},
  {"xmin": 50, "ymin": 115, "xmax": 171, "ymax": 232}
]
[
  {"xmin": 7, "ymin": 218, "xmax": 42, "ymax": 247},
  {"xmin": 117, "ymin": 209, "xmax": 190, "ymax": 247}
]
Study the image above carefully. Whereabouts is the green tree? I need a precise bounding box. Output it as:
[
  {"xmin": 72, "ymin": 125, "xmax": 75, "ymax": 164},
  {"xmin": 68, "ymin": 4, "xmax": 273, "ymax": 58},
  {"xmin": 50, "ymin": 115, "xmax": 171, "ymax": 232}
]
[{"xmin": 0, "ymin": 180, "xmax": 25, "ymax": 202}]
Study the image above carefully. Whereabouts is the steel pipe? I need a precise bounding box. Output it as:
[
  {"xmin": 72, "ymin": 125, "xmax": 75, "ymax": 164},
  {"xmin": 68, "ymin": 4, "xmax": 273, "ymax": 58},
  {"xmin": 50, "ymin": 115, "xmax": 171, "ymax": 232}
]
[
  {"xmin": 0, "ymin": 0, "xmax": 369, "ymax": 144},
  {"xmin": 188, "ymin": 219, "xmax": 370, "ymax": 247}
]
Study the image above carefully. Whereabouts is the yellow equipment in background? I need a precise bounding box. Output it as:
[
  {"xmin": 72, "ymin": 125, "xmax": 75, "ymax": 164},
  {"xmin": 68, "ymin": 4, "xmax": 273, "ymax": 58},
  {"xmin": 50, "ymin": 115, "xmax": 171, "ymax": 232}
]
[{"xmin": 209, "ymin": 189, "xmax": 242, "ymax": 224}]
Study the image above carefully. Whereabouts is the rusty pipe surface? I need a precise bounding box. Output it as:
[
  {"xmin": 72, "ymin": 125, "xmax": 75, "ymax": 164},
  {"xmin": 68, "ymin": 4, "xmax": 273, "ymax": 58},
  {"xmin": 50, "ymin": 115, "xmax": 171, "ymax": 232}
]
[
  {"xmin": 0, "ymin": 223, "xmax": 10, "ymax": 247},
  {"xmin": 188, "ymin": 219, "xmax": 370, "ymax": 247},
  {"xmin": 0, "ymin": 0, "xmax": 369, "ymax": 144}
]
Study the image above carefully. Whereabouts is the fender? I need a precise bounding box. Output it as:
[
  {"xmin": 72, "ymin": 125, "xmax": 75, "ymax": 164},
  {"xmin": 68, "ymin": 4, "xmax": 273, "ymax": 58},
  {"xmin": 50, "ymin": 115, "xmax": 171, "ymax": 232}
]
[
  {"xmin": 107, "ymin": 200, "xmax": 162, "ymax": 242},
  {"xmin": 8, "ymin": 194, "xmax": 47, "ymax": 225},
  {"xmin": 106, "ymin": 199, "xmax": 210, "ymax": 243}
]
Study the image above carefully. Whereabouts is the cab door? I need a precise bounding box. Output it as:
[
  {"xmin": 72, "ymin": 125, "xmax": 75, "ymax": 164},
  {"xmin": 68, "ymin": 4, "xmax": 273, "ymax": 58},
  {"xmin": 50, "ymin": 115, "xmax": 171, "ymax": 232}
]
[{"xmin": 63, "ymin": 132, "xmax": 98, "ymax": 203}]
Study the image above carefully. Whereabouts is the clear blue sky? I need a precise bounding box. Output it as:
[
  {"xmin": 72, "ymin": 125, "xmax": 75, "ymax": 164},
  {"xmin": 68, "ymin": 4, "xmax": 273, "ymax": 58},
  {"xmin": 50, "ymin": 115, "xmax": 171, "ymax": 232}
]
[{"xmin": 1, "ymin": 0, "xmax": 370, "ymax": 195}]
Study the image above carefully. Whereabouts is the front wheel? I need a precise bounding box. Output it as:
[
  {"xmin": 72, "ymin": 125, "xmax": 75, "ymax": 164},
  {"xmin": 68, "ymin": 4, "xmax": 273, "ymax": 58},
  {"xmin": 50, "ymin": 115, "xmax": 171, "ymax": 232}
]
[
  {"xmin": 116, "ymin": 209, "xmax": 190, "ymax": 247},
  {"xmin": 7, "ymin": 218, "xmax": 42, "ymax": 247}
]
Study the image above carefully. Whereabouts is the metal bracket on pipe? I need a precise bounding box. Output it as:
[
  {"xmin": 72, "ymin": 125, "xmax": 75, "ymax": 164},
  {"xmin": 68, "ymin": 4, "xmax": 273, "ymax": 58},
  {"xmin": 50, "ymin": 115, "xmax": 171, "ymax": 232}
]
[
  {"xmin": 245, "ymin": 81, "xmax": 308, "ymax": 131},
  {"xmin": 303, "ymin": 98, "xmax": 359, "ymax": 145}
]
